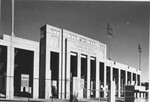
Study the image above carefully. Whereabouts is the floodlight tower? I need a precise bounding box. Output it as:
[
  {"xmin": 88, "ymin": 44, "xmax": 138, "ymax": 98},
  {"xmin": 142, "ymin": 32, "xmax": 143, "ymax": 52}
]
[
  {"xmin": 138, "ymin": 44, "xmax": 142, "ymax": 71},
  {"xmin": 107, "ymin": 23, "xmax": 113, "ymax": 60}
]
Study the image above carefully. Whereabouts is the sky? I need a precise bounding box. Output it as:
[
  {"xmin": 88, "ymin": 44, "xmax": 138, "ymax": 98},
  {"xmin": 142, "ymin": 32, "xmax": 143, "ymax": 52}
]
[{"xmin": 1, "ymin": 0, "xmax": 149, "ymax": 82}]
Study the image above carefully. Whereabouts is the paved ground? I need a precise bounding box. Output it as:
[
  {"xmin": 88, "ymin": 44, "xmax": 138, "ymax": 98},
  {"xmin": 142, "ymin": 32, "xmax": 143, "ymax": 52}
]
[
  {"xmin": 0, "ymin": 98, "xmax": 107, "ymax": 102},
  {"xmin": 0, "ymin": 98, "xmax": 148, "ymax": 102},
  {"xmin": 0, "ymin": 98, "xmax": 124, "ymax": 102}
]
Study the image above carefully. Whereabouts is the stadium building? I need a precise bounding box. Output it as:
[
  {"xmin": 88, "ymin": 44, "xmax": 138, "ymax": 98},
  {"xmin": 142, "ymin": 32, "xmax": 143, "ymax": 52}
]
[{"xmin": 0, "ymin": 24, "xmax": 146, "ymax": 99}]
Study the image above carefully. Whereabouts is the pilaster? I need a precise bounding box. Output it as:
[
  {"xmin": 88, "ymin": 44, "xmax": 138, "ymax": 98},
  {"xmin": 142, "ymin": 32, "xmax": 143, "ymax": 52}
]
[
  {"xmin": 33, "ymin": 50, "xmax": 39, "ymax": 98},
  {"xmin": 58, "ymin": 52, "xmax": 62, "ymax": 98},
  {"xmin": 136, "ymin": 74, "xmax": 138, "ymax": 86},
  {"xmin": 131, "ymin": 73, "xmax": 133, "ymax": 85},
  {"xmin": 45, "ymin": 50, "xmax": 51, "ymax": 99},
  {"xmin": 125, "ymin": 71, "xmax": 127, "ymax": 85},
  {"xmin": 77, "ymin": 53, "xmax": 81, "ymax": 98},
  {"xmin": 6, "ymin": 44, "xmax": 14, "ymax": 99},
  {"xmin": 66, "ymin": 51, "xmax": 70, "ymax": 99},
  {"xmin": 118, "ymin": 69, "xmax": 121, "ymax": 97},
  {"xmin": 141, "ymin": 93, "xmax": 143, "ymax": 98},
  {"xmin": 61, "ymin": 30, "xmax": 65, "ymax": 99},
  {"xmin": 87, "ymin": 55, "xmax": 90, "ymax": 98},
  {"xmin": 77, "ymin": 53, "xmax": 81, "ymax": 79},
  {"xmin": 95, "ymin": 57, "xmax": 99, "ymax": 98},
  {"xmin": 110, "ymin": 62, "xmax": 113, "ymax": 81},
  {"xmin": 104, "ymin": 63, "xmax": 106, "ymax": 98}
]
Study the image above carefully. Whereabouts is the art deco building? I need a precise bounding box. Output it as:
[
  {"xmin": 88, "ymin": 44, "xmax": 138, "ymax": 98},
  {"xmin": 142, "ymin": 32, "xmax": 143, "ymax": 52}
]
[{"xmin": 0, "ymin": 24, "xmax": 146, "ymax": 99}]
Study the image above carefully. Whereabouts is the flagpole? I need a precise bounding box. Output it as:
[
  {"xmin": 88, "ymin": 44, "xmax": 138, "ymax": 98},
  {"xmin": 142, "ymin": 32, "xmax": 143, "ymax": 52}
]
[
  {"xmin": 6, "ymin": 0, "xmax": 15, "ymax": 98},
  {"xmin": 12, "ymin": 0, "xmax": 14, "ymax": 36}
]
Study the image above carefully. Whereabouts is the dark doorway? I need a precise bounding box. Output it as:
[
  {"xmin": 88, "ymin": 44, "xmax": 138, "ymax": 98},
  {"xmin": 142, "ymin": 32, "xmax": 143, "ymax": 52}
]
[
  {"xmin": 100, "ymin": 62, "xmax": 104, "ymax": 97},
  {"xmin": 127, "ymin": 72, "xmax": 131, "ymax": 84},
  {"xmin": 14, "ymin": 48, "xmax": 34, "ymax": 98},
  {"xmin": 70, "ymin": 52, "xmax": 77, "ymax": 77},
  {"xmin": 81, "ymin": 54, "xmax": 87, "ymax": 98},
  {"xmin": 113, "ymin": 68, "xmax": 118, "ymax": 96},
  {"xmin": 0, "ymin": 46, "xmax": 7, "ymax": 97},
  {"xmin": 133, "ymin": 73, "xmax": 136, "ymax": 85},
  {"xmin": 50, "ymin": 51, "xmax": 59, "ymax": 98},
  {"xmin": 137, "ymin": 75, "xmax": 140, "ymax": 86},
  {"xmin": 70, "ymin": 52, "xmax": 77, "ymax": 99},
  {"xmin": 121, "ymin": 70, "xmax": 125, "ymax": 97},
  {"xmin": 81, "ymin": 55, "xmax": 87, "ymax": 81},
  {"xmin": 90, "ymin": 57, "xmax": 96, "ymax": 98},
  {"xmin": 106, "ymin": 66, "xmax": 111, "ymax": 90}
]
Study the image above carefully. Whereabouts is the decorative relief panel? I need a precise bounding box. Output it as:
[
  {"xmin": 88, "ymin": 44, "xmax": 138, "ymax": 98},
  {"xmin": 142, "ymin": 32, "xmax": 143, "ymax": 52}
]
[
  {"xmin": 49, "ymin": 36, "xmax": 60, "ymax": 48},
  {"xmin": 99, "ymin": 45, "xmax": 105, "ymax": 59}
]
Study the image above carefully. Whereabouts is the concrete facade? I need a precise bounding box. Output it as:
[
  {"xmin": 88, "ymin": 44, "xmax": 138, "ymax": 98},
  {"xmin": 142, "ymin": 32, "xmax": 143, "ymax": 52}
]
[
  {"xmin": 0, "ymin": 34, "xmax": 39, "ymax": 99},
  {"xmin": 0, "ymin": 24, "xmax": 144, "ymax": 99},
  {"xmin": 39, "ymin": 24, "xmax": 141, "ymax": 99}
]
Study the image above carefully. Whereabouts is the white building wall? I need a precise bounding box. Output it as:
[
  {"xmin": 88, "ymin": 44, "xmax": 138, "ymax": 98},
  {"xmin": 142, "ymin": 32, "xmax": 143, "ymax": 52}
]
[
  {"xmin": 0, "ymin": 35, "xmax": 39, "ymax": 99},
  {"xmin": 1, "ymin": 24, "xmax": 142, "ymax": 99}
]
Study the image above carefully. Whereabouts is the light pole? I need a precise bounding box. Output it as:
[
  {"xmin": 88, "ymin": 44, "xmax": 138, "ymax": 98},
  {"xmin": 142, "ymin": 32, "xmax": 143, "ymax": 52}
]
[
  {"xmin": 107, "ymin": 23, "xmax": 113, "ymax": 60},
  {"xmin": 12, "ymin": 0, "xmax": 15, "ymax": 37},
  {"xmin": 138, "ymin": 44, "xmax": 142, "ymax": 71}
]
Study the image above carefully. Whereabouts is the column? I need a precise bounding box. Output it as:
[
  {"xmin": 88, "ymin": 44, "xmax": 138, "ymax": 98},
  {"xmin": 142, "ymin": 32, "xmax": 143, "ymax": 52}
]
[
  {"xmin": 45, "ymin": 50, "xmax": 51, "ymax": 99},
  {"xmin": 77, "ymin": 53, "xmax": 81, "ymax": 98},
  {"xmin": 131, "ymin": 73, "xmax": 133, "ymax": 85},
  {"xmin": 87, "ymin": 55, "xmax": 90, "ymax": 98},
  {"xmin": 33, "ymin": 50, "xmax": 39, "ymax": 98},
  {"xmin": 62, "ymin": 55, "xmax": 65, "ymax": 99},
  {"xmin": 109, "ymin": 81, "xmax": 116, "ymax": 102},
  {"xmin": 77, "ymin": 53, "xmax": 81, "ymax": 78},
  {"xmin": 58, "ymin": 52, "xmax": 62, "ymax": 98},
  {"xmin": 118, "ymin": 69, "xmax": 121, "ymax": 97},
  {"xmin": 66, "ymin": 51, "xmax": 70, "ymax": 99},
  {"xmin": 141, "ymin": 93, "xmax": 143, "ymax": 98},
  {"xmin": 6, "ymin": 44, "xmax": 14, "ymax": 99},
  {"xmin": 62, "ymin": 59, "xmax": 65, "ymax": 99},
  {"xmin": 110, "ymin": 62, "xmax": 113, "ymax": 81},
  {"xmin": 125, "ymin": 71, "xmax": 128, "ymax": 85},
  {"xmin": 61, "ymin": 35, "xmax": 65, "ymax": 99},
  {"xmin": 134, "ymin": 92, "xmax": 136, "ymax": 98},
  {"xmin": 95, "ymin": 57, "xmax": 99, "ymax": 98},
  {"xmin": 104, "ymin": 63, "xmax": 106, "ymax": 98},
  {"xmin": 137, "ymin": 92, "xmax": 139, "ymax": 98}
]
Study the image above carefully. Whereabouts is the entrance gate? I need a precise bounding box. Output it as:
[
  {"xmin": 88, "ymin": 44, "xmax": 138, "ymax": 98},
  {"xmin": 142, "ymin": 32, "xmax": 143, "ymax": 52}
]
[{"xmin": 14, "ymin": 48, "xmax": 34, "ymax": 98}]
